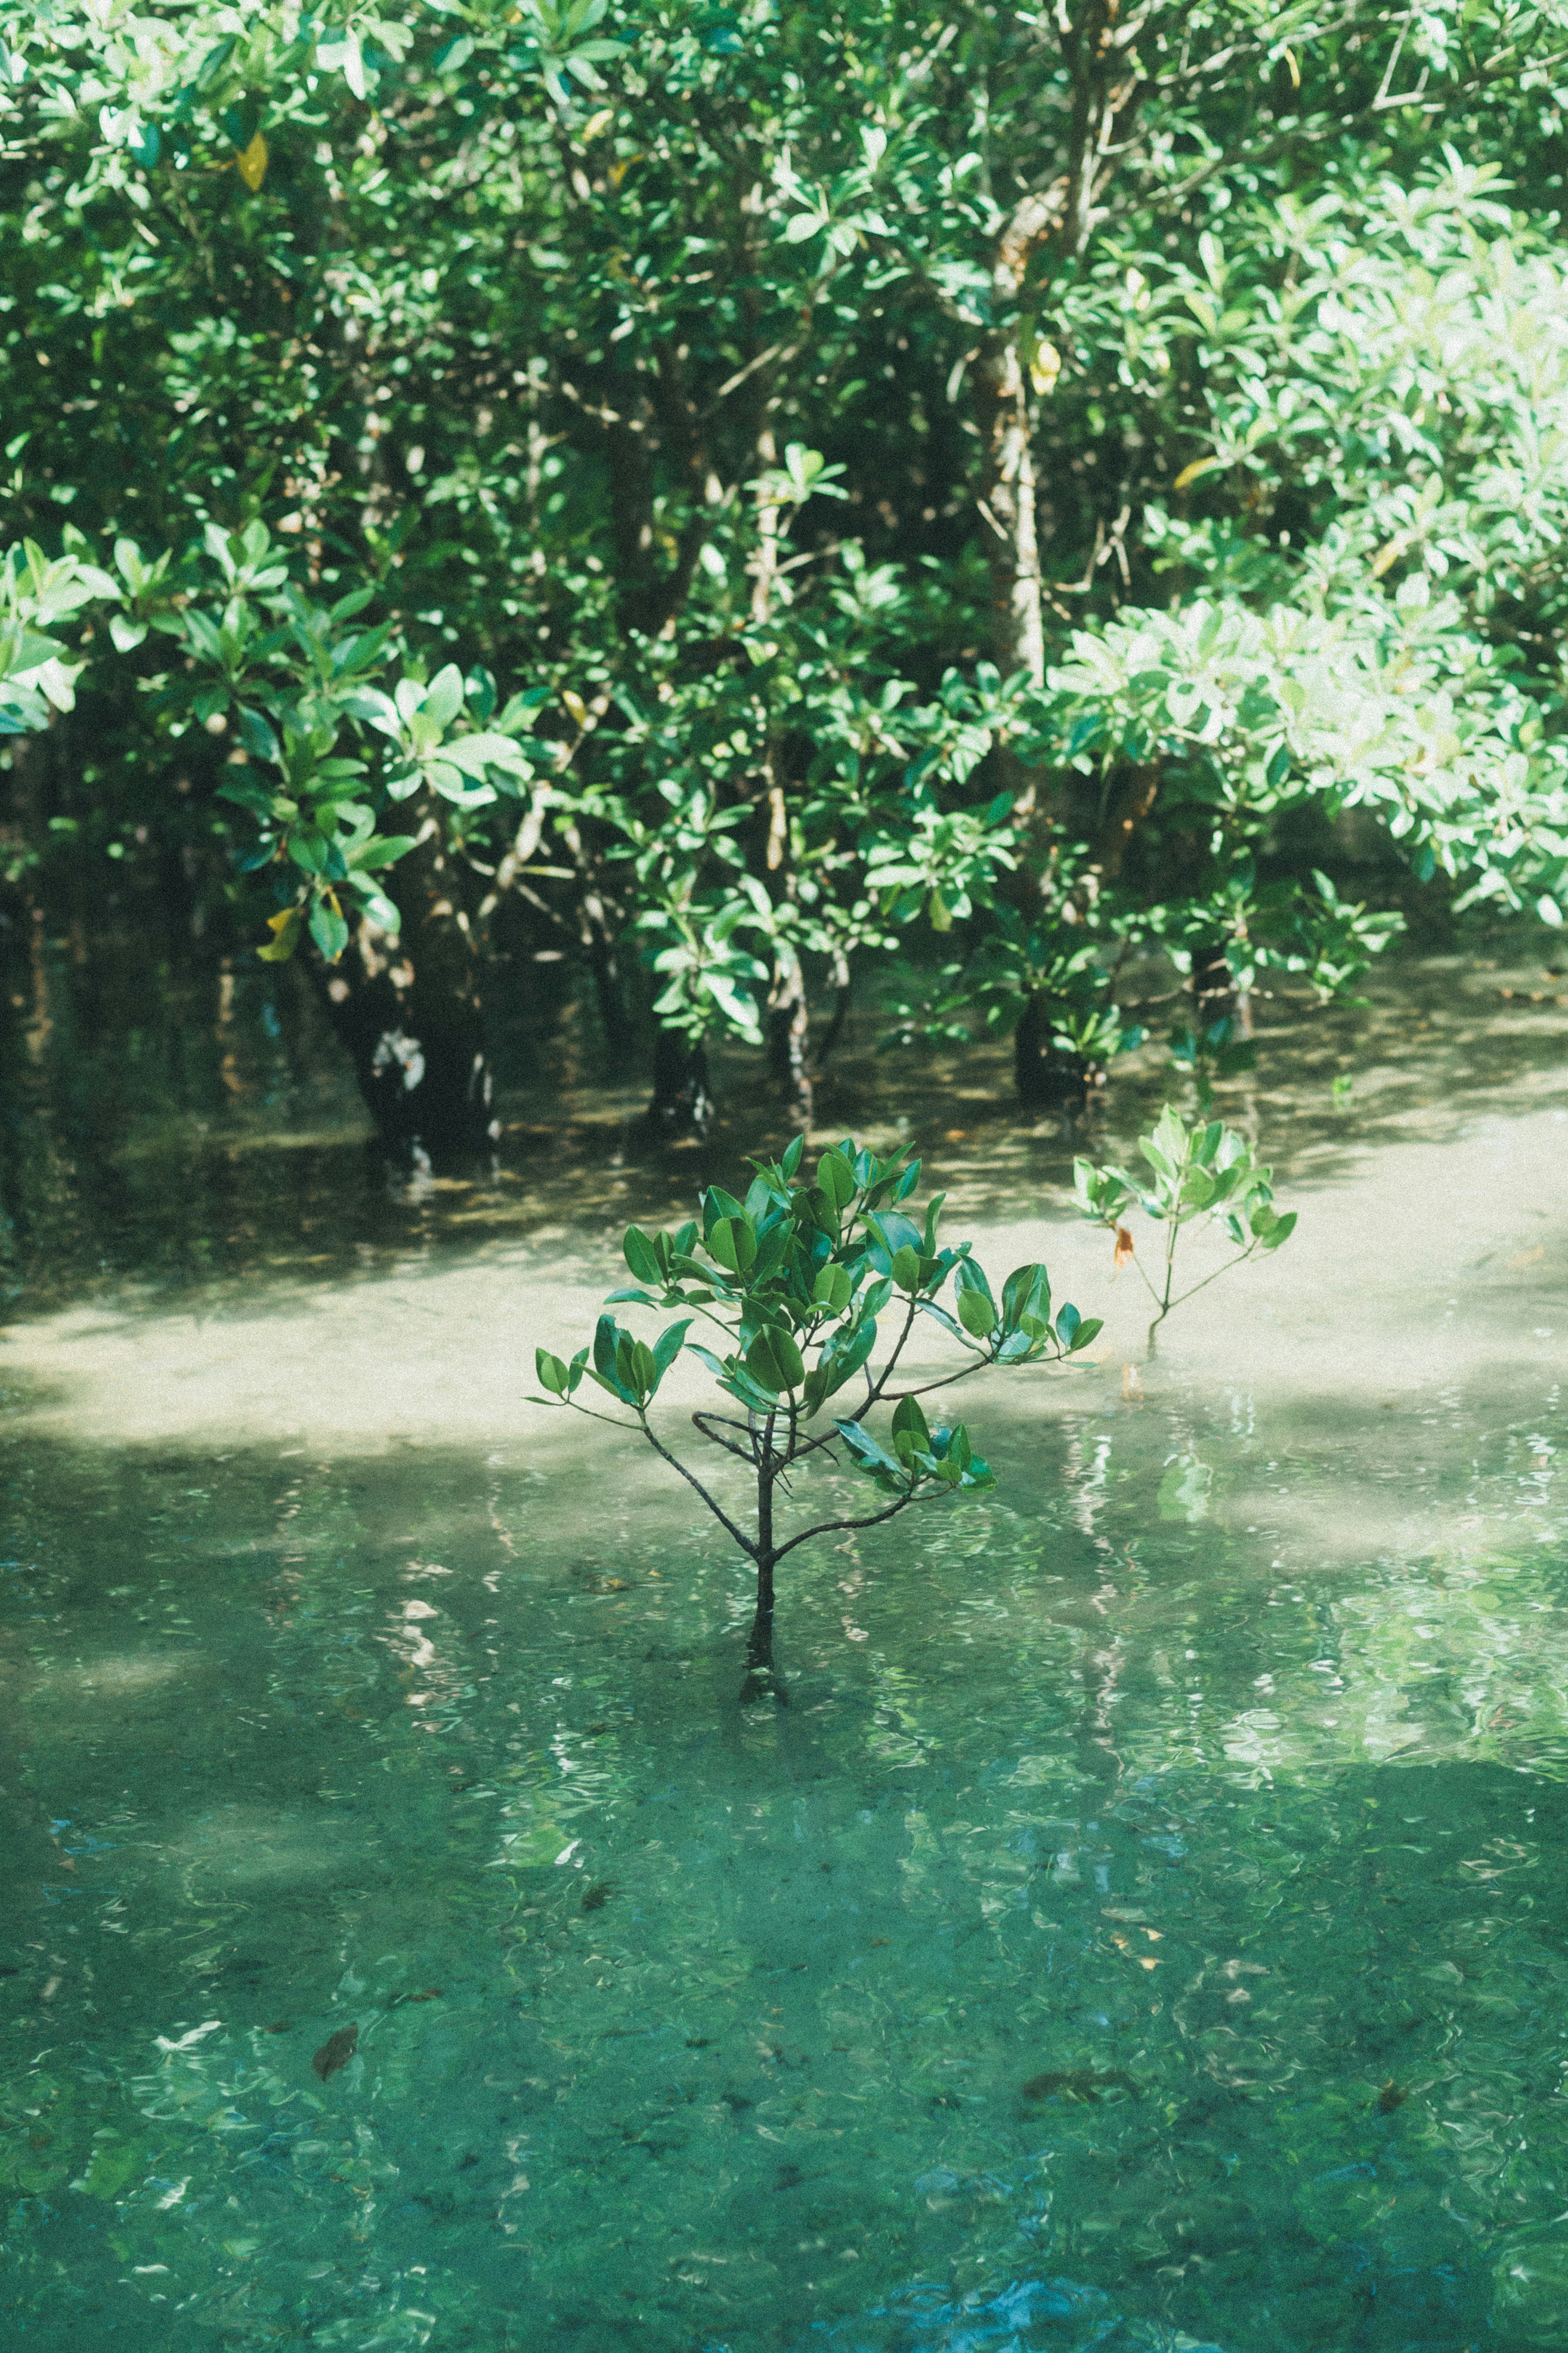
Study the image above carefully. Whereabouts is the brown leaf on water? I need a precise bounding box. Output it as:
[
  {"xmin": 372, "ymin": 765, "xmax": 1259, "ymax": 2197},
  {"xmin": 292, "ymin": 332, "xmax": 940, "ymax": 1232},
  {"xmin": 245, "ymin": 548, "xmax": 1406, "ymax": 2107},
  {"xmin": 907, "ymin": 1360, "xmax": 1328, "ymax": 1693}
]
[
  {"xmin": 265, "ymin": 2020, "xmax": 292, "ymax": 2034},
  {"xmin": 312, "ymin": 2023, "xmax": 359, "ymax": 2081},
  {"xmin": 1376, "ymin": 2080, "xmax": 1408, "ymax": 2114},
  {"xmin": 581, "ymin": 1882, "xmax": 613, "ymax": 1913},
  {"xmin": 1113, "ymin": 1224, "xmax": 1135, "ymax": 1271},
  {"xmin": 405, "ymin": 1987, "xmax": 443, "ymax": 2003}
]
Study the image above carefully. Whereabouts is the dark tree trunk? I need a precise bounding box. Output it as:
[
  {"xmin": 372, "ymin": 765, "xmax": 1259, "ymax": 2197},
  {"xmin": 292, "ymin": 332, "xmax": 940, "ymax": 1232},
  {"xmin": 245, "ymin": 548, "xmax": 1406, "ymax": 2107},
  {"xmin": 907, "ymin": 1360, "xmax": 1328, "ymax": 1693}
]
[
  {"xmin": 1013, "ymin": 992, "xmax": 1088, "ymax": 1110},
  {"xmin": 1191, "ymin": 943, "xmax": 1252, "ymax": 1041},
  {"xmin": 740, "ymin": 1461, "xmax": 783, "ymax": 1703},
  {"xmin": 766, "ymin": 981, "xmax": 812, "ymax": 1126},
  {"xmin": 312, "ymin": 848, "xmax": 497, "ymax": 1171},
  {"xmin": 643, "ymin": 1028, "xmax": 713, "ymax": 1139},
  {"xmin": 814, "ymin": 967, "xmax": 853, "ymax": 1070},
  {"xmin": 741, "ymin": 1550, "xmax": 780, "ymax": 1702}
]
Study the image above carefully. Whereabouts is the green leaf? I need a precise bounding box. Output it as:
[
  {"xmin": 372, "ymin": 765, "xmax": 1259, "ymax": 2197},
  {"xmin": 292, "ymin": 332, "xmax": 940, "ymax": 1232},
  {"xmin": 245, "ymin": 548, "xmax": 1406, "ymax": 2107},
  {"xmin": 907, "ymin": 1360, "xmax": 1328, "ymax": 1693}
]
[
  {"xmin": 1000, "ymin": 1262, "xmax": 1050, "ymax": 1331},
  {"xmin": 812, "ymin": 1262, "xmax": 852, "ymax": 1315},
  {"xmin": 708, "ymin": 1216, "xmax": 756, "ymax": 1275},
  {"xmin": 816, "ymin": 1149, "xmax": 857, "ymax": 1209},
  {"xmin": 745, "ymin": 1325, "xmax": 805, "ymax": 1393},
  {"xmin": 891, "ymin": 1394, "xmax": 931, "ymax": 1455},
  {"xmin": 890, "ymin": 1242, "xmax": 922, "ymax": 1293},
  {"xmin": 833, "ymin": 1417, "xmax": 904, "ymax": 1482},
  {"xmin": 817, "ymin": 1315, "xmax": 877, "ymax": 1399},
  {"xmin": 307, "ymin": 897, "xmax": 349, "ymax": 964},
  {"xmin": 650, "ymin": 1318, "xmax": 693, "ymax": 1383},
  {"xmin": 624, "ymin": 1224, "xmax": 662, "ymax": 1284},
  {"xmin": 956, "ymin": 1287, "xmax": 997, "ymax": 1339}
]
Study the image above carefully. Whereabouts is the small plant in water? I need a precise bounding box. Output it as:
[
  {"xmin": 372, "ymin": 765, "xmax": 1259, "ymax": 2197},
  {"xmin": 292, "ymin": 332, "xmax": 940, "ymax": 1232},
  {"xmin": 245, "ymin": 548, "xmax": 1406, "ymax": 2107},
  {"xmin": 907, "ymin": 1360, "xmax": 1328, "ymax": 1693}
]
[
  {"xmin": 1074, "ymin": 1106, "xmax": 1296, "ymax": 1336},
  {"xmin": 532, "ymin": 1135, "xmax": 1102, "ymax": 1701}
]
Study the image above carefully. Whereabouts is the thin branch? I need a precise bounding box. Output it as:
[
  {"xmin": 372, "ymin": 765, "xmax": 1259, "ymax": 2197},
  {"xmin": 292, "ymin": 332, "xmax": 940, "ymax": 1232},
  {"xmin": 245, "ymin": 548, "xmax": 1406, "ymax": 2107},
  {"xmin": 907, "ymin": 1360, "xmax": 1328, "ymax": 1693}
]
[
  {"xmin": 637, "ymin": 1414, "xmax": 757, "ymax": 1558},
  {"xmin": 773, "ymin": 1485, "xmax": 944, "ymax": 1564},
  {"xmin": 864, "ymin": 1298, "xmax": 920, "ymax": 1407},
  {"xmin": 691, "ymin": 1410, "xmax": 756, "ymax": 1462}
]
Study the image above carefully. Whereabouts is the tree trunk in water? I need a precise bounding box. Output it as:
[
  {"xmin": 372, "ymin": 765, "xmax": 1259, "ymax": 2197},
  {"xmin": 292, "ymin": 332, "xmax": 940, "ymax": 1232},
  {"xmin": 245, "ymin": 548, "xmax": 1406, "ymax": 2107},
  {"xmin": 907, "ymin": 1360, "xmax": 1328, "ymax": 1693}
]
[
  {"xmin": 741, "ymin": 1550, "xmax": 780, "ymax": 1702},
  {"xmin": 312, "ymin": 828, "xmax": 496, "ymax": 1171},
  {"xmin": 1013, "ymin": 992, "xmax": 1087, "ymax": 1110},
  {"xmin": 766, "ymin": 981, "xmax": 812, "ymax": 1126},
  {"xmin": 740, "ymin": 1462, "xmax": 782, "ymax": 1702},
  {"xmin": 643, "ymin": 1028, "xmax": 714, "ymax": 1139}
]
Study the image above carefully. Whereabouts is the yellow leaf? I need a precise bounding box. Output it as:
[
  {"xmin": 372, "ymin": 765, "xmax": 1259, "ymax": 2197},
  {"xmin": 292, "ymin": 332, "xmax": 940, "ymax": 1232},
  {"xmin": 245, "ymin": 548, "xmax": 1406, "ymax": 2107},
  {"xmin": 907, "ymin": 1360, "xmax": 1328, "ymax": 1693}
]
[
  {"xmin": 1283, "ymin": 44, "xmax": 1300, "ymax": 87},
  {"xmin": 562, "ymin": 689, "xmax": 588, "ymax": 728},
  {"xmin": 1029, "ymin": 339, "xmax": 1061, "ymax": 397},
  {"xmin": 1173, "ymin": 455, "xmax": 1224, "ymax": 491},
  {"xmin": 581, "ymin": 107, "xmax": 615, "ymax": 141},
  {"xmin": 1371, "ymin": 537, "xmax": 1405, "ymax": 578},
  {"xmin": 236, "ymin": 130, "xmax": 268, "ymax": 192},
  {"xmin": 256, "ymin": 906, "xmax": 301, "ymax": 962}
]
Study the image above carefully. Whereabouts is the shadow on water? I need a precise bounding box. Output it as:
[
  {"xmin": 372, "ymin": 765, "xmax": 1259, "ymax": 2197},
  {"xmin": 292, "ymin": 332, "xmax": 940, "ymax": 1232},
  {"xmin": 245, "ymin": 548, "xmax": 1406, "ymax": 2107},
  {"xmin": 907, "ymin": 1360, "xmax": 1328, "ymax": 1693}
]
[
  {"xmin": 2, "ymin": 918, "xmax": 1568, "ymax": 2350},
  {"xmin": 1, "ymin": 1307, "xmax": 1566, "ymax": 2351},
  {"xmin": 2, "ymin": 916, "xmax": 1566, "ymax": 1324}
]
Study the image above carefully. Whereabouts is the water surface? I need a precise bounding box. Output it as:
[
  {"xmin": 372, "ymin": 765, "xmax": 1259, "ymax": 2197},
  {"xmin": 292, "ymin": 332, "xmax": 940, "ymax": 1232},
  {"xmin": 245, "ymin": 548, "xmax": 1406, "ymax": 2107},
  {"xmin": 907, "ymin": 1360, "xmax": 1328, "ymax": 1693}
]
[{"xmin": 3, "ymin": 946, "xmax": 1568, "ymax": 2351}]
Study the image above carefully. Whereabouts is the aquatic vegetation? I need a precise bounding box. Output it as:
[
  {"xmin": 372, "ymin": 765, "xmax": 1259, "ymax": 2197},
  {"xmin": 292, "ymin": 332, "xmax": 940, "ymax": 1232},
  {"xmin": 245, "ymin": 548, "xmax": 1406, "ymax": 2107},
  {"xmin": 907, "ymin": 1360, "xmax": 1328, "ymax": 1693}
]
[
  {"xmin": 534, "ymin": 1134, "xmax": 1101, "ymax": 1697},
  {"xmin": 1074, "ymin": 1106, "xmax": 1296, "ymax": 1334}
]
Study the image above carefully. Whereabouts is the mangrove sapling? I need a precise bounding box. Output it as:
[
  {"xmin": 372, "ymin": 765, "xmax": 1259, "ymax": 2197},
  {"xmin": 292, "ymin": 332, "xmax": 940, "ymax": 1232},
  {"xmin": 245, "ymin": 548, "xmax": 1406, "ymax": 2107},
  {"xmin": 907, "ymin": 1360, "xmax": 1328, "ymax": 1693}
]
[
  {"xmin": 1074, "ymin": 1106, "xmax": 1296, "ymax": 1340},
  {"xmin": 531, "ymin": 1135, "xmax": 1102, "ymax": 1701}
]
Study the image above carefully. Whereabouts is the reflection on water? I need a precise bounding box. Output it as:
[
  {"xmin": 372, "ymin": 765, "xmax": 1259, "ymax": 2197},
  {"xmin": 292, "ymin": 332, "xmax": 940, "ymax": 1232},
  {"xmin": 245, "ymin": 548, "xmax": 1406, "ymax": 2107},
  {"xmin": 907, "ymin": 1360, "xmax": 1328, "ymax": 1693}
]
[
  {"xmin": 2, "ymin": 1351, "xmax": 1566, "ymax": 2351},
  {"xmin": 3, "ymin": 927, "xmax": 1568, "ymax": 2349}
]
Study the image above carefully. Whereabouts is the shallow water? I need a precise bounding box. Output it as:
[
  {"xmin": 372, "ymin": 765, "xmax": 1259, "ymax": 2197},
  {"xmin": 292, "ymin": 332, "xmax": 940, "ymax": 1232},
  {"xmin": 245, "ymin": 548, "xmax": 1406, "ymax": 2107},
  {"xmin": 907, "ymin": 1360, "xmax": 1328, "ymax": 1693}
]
[{"xmin": 3, "ymin": 946, "xmax": 1568, "ymax": 2351}]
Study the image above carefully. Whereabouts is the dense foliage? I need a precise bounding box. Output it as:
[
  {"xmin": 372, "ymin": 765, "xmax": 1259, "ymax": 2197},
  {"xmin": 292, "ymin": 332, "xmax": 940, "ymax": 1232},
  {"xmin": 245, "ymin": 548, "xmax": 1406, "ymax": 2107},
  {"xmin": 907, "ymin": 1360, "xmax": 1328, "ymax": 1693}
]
[{"xmin": 3, "ymin": 0, "xmax": 1568, "ymax": 1155}]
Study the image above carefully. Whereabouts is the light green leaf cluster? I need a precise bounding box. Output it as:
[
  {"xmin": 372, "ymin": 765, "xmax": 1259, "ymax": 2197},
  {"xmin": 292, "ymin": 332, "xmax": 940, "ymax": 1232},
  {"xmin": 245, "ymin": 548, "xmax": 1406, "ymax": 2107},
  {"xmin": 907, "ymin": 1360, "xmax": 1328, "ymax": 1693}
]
[
  {"xmin": 533, "ymin": 1136, "xmax": 1102, "ymax": 1596},
  {"xmin": 1075, "ymin": 1106, "xmax": 1296, "ymax": 1325}
]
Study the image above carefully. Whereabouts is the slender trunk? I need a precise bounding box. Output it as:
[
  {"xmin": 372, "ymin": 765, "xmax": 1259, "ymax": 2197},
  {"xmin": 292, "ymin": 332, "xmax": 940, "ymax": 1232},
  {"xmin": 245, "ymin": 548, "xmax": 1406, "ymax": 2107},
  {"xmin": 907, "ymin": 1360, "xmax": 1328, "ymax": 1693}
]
[
  {"xmin": 742, "ymin": 1462, "xmax": 782, "ymax": 1703},
  {"xmin": 1013, "ymin": 991, "xmax": 1087, "ymax": 1110},
  {"xmin": 312, "ymin": 825, "xmax": 497, "ymax": 1171},
  {"xmin": 766, "ymin": 979, "xmax": 812, "ymax": 1126},
  {"xmin": 975, "ymin": 332, "xmax": 1045, "ymax": 691},
  {"xmin": 643, "ymin": 1029, "xmax": 714, "ymax": 1139},
  {"xmin": 814, "ymin": 972, "xmax": 853, "ymax": 1071}
]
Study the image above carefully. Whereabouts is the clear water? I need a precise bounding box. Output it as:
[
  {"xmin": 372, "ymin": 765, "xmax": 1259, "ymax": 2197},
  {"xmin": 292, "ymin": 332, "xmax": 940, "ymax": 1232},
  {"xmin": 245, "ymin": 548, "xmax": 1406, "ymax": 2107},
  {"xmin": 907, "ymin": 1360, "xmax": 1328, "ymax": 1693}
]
[{"xmin": 4, "ymin": 946, "xmax": 1568, "ymax": 2351}]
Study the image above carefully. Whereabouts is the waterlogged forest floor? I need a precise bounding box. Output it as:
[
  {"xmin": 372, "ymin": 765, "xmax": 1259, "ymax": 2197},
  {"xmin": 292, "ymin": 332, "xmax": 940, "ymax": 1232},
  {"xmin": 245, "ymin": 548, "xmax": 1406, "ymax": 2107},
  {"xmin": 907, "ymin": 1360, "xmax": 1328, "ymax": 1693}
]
[{"xmin": 2, "ymin": 946, "xmax": 1567, "ymax": 2352}]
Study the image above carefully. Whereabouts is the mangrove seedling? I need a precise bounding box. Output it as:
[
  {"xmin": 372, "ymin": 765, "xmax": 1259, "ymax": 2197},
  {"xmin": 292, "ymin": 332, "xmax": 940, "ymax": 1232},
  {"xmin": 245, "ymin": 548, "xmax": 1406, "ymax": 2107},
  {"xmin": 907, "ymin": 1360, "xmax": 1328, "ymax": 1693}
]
[
  {"xmin": 532, "ymin": 1135, "xmax": 1102, "ymax": 1700},
  {"xmin": 1074, "ymin": 1106, "xmax": 1296, "ymax": 1336}
]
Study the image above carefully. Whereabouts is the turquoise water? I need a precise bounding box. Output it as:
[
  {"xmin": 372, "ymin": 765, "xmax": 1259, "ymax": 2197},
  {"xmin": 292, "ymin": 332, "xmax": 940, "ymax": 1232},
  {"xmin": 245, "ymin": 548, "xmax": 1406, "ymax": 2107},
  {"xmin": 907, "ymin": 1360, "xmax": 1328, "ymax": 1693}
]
[{"xmin": 5, "ymin": 1341, "xmax": 1568, "ymax": 2351}]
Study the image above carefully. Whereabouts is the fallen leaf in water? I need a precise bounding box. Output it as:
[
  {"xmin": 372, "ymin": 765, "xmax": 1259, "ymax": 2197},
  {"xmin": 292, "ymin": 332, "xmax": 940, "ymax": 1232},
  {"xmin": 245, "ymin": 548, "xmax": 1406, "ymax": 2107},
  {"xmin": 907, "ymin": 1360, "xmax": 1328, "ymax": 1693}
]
[
  {"xmin": 312, "ymin": 2024, "xmax": 359, "ymax": 2081},
  {"xmin": 1510, "ymin": 1247, "xmax": 1546, "ymax": 1269},
  {"xmin": 1138, "ymin": 1957, "xmax": 1160, "ymax": 1971},
  {"xmin": 869, "ymin": 1937, "xmax": 890, "ymax": 1947},
  {"xmin": 944, "ymin": 1129, "xmax": 968, "ymax": 1142},
  {"xmin": 265, "ymin": 2020, "xmax": 292, "ymax": 2034},
  {"xmin": 1113, "ymin": 1225, "xmax": 1135, "ymax": 1271},
  {"xmin": 1377, "ymin": 2081, "xmax": 1408, "ymax": 2114},
  {"xmin": 581, "ymin": 1883, "xmax": 613, "ymax": 1913},
  {"xmin": 405, "ymin": 1987, "xmax": 443, "ymax": 2003}
]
